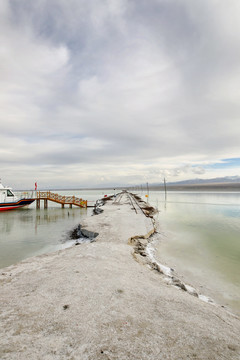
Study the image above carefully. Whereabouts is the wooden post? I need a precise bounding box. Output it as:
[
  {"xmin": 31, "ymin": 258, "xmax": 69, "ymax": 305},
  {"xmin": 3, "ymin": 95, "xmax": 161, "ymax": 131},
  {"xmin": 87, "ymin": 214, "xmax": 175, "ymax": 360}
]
[
  {"xmin": 61, "ymin": 204, "xmax": 64, "ymax": 208},
  {"xmin": 36, "ymin": 199, "xmax": 40, "ymax": 209},
  {"xmin": 164, "ymin": 177, "xmax": 167, "ymax": 201},
  {"xmin": 146, "ymin": 182, "xmax": 149, "ymax": 202},
  {"xmin": 44, "ymin": 199, "xmax": 48, "ymax": 209},
  {"xmin": 69, "ymin": 204, "xmax": 72, "ymax": 208}
]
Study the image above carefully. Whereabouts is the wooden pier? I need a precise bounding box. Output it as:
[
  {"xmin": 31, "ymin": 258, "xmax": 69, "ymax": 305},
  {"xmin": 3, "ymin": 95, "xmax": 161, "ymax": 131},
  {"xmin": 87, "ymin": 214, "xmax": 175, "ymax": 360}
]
[{"xmin": 36, "ymin": 191, "xmax": 87, "ymax": 209}]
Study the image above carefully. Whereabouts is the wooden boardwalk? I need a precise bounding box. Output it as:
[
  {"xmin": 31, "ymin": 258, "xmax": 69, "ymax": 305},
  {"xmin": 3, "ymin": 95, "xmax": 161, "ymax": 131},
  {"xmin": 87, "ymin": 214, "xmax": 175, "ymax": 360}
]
[{"xmin": 36, "ymin": 191, "xmax": 87, "ymax": 209}]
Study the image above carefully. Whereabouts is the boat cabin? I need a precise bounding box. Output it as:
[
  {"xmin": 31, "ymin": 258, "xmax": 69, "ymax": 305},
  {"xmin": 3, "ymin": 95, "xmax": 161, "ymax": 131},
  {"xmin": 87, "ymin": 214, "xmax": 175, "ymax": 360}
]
[{"xmin": 0, "ymin": 183, "xmax": 17, "ymax": 203}]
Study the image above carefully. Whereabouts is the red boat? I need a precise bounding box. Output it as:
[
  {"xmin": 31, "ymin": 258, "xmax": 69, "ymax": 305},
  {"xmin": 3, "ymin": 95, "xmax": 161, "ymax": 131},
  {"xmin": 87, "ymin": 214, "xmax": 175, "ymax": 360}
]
[{"xmin": 0, "ymin": 182, "xmax": 35, "ymax": 211}]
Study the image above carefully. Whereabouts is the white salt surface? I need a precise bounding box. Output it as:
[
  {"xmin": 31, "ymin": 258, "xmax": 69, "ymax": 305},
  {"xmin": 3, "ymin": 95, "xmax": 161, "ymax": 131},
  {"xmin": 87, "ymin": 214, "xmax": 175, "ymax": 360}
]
[{"xmin": 0, "ymin": 193, "xmax": 240, "ymax": 360}]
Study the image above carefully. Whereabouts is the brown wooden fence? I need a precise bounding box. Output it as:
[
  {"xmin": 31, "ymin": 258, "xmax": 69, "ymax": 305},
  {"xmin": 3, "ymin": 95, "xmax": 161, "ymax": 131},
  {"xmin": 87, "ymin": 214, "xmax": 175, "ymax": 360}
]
[{"xmin": 36, "ymin": 191, "xmax": 87, "ymax": 208}]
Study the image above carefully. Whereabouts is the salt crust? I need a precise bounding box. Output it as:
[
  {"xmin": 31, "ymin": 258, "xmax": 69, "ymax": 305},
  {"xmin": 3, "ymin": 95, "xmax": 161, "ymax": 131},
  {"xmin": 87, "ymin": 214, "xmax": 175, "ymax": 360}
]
[{"xmin": 0, "ymin": 193, "xmax": 240, "ymax": 360}]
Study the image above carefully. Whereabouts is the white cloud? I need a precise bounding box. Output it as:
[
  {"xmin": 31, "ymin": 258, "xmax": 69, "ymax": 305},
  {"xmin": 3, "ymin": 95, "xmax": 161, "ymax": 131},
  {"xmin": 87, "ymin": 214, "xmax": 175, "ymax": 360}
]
[
  {"xmin": 0, "ymin": 5, "xmax": 70, "ymax": 138},
  {"xmin": 1, "ymin": 0, "xmax": 240, "ymax": 188}
]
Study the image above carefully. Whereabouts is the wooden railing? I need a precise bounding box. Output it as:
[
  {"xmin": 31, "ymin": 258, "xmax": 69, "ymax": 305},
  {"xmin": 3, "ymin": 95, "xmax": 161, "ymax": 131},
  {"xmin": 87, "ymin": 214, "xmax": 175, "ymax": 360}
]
[{"xmin": 36, "ymin": 191, "xmax": 87, "ymax": 208}]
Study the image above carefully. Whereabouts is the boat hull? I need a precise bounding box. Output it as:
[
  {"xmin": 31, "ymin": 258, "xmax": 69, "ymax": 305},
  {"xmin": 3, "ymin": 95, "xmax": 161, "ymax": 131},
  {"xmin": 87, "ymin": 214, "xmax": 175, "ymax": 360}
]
[{"xmin": 0, "ymin": 199, "xmax": 35, "ymax": 212}]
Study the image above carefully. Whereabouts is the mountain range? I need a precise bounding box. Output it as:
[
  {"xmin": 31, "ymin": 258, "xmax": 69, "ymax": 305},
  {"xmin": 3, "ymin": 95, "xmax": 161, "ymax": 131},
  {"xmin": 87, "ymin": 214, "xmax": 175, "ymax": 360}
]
[
  {"xmin": 146, "ymin": 176, "xmax": 240, "ymax": 191},
  {"xmin": 165, "ymin": 176, "xmax": 240, "ymax": 186}
]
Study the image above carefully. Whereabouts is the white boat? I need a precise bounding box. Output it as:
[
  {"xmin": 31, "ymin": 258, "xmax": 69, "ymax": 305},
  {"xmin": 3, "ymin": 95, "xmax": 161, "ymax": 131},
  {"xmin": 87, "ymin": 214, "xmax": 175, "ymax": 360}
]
[{"xmin": 0, "ymin": 182, "xmax": 35, "ymax": 211}]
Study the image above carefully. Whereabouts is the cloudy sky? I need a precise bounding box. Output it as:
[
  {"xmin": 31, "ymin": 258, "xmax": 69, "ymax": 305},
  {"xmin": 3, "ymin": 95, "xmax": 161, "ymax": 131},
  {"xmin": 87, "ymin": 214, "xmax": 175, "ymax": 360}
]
[{"xmin": 1, "ymin": 0, "xmax": 240, "ymax": 189}]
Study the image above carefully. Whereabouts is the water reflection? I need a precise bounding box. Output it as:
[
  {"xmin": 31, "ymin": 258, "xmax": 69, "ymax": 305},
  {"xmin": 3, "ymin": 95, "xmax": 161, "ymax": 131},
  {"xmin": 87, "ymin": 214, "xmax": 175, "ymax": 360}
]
[
  {"xmin": 0, "ymin": 207, "xmax": 89, "ymax": 269},
  {"xmin": 0, "ymin": 189, "xmax": 113, "ymax": 269}
]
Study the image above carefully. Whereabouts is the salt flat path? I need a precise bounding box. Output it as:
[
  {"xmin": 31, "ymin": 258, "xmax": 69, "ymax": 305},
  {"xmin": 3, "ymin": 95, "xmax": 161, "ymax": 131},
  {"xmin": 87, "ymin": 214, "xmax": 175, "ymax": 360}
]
[{"xmin": 0, "ymin": 193, "xmax": 240, "ymax": 360}]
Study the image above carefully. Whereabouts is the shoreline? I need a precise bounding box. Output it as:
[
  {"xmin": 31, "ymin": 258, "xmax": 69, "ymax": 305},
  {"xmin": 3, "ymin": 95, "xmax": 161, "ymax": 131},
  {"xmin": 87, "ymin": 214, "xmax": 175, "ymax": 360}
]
[
  {"xmin": 0, "ymin": 192, "xmax": 240, "ymax": 359},
  {"xmin": 128, "ymin": 212, "xmax": 215, "ymax": 306}
]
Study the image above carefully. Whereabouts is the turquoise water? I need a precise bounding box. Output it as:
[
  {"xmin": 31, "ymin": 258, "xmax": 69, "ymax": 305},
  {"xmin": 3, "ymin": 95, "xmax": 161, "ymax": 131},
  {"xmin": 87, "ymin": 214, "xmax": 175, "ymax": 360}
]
[
  {"xmin": 147, "ymin": 191, "xmax": 240, "ymax": 315},
  {"xmin": 0, "ymin": 189, "xmax": 112, "ymax": 269}
]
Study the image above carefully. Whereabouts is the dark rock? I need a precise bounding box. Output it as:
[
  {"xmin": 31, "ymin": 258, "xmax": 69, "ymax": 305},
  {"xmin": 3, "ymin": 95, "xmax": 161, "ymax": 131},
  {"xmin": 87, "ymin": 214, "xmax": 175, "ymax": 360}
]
[
  {"xmin": 93, "ymin": 206, "xmax": 104, "ymax": 215},
  {"xmin": 70, "ymin": 224, "xmax": 99, "ymax": 244}
]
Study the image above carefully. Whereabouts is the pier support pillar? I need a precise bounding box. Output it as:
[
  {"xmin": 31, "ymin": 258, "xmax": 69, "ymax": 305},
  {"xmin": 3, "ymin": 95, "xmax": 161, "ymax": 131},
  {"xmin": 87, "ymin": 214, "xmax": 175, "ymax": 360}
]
[
  {"xmin": 61, "ymin": 204, "xmax": 64, "ymax": 208},
  {"xmin": 44, "ymin": 199, "xmax": 48, "ymax": 209},
  {"xmin": 69, "ymin": 204, "xmax": 72, "ymax": 208},
  {"xmin": 36, "ymin": 199, "xmax": 40, "ymax": 209}
]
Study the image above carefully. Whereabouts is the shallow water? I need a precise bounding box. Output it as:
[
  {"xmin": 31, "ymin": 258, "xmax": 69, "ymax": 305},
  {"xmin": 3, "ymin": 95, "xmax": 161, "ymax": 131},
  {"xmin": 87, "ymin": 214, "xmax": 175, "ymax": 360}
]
[
  {"xmin": 0, "ymin": 189, "xmax": 112, "ymax": 269},
  {"xmin": 147, "ymin": 191, "xmax": 240, "ymax": 315},
  {"xmin": 1, "ymin": 188, "xmax": 240, "ymax": 315}
]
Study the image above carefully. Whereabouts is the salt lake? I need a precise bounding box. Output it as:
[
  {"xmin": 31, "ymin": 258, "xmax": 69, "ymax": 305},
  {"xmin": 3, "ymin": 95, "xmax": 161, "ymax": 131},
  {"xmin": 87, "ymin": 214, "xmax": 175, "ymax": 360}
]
[{"xmin": 0, "ymin": 189, "xmax": 239, "ymax": 315}]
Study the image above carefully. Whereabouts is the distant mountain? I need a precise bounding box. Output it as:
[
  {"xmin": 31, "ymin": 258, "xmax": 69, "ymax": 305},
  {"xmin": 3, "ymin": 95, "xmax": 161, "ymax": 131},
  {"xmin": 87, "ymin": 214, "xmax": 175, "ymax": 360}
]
[
  {"xmin": 145, "ymin": 176, "xmax": 240, "ymax": 191},
  {"xmin": 166, "ymin": 176, "xmax": 240, "ymax": 186}
]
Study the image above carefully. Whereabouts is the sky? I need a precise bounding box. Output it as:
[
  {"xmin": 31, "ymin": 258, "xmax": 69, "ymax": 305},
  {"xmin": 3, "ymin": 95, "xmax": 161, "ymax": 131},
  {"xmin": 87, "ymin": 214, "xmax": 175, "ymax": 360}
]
[{"xmin": 1, "ymin": 0, "xmax": 240, "ymax": 189}]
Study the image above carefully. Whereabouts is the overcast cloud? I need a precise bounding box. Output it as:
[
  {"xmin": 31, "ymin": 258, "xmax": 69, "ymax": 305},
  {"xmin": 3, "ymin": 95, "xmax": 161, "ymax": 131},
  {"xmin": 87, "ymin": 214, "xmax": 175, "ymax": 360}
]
[{"xmin": 1, "ymin": 0, "xmax": 240, "ymax": 189}]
